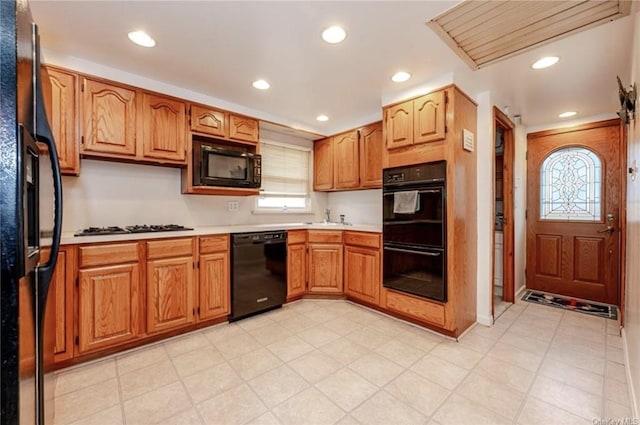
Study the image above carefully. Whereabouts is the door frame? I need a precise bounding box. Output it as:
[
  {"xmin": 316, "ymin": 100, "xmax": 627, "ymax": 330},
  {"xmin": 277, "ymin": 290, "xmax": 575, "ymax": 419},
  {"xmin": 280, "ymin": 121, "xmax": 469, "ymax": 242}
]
[
  {"xmin": 525, "ymin": 119, "xmax": 627, "ymax": 318},
  {"xmin": 492, "ymin": 106, "xmax": 515, "ymax": 317}
]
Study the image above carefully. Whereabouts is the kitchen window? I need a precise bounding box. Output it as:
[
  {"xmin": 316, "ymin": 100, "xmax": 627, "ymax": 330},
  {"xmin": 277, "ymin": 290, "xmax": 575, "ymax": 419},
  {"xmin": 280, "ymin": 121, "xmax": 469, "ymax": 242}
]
[{"xmin": 255, "ymin": 141, "xmax": 311, "ymax": 213}]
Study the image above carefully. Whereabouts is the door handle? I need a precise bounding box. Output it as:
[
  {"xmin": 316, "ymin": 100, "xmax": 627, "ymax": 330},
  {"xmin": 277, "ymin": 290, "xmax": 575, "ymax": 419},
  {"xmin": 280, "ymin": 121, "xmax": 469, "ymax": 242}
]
[{"xmin": 597, "ymin": 226, "xmax": 615, "ymax": 234}]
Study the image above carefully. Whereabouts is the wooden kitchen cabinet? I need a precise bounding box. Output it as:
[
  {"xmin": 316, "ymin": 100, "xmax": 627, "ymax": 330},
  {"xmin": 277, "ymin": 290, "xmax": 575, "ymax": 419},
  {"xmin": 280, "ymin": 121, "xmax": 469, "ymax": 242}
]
[
  {"xmin": 344, "ymin": 232, "xmax": 381, "ymax": 306},
  {"xmin": 307, "ymin": 231, "xmax": 343, "ymax": 294},
  {"xmin": 82, "ymin": 77, "xmax": 137, "ymax": 157},
  {"xmin": 140, "ymin": 92, "xmax": 187, "ymax": 164},
  {"xmin": 286, "ymin": 230, "xmax": 307, "ymax": 300},
  {"xmin": 313, "ymin": 137, "xmax": 333, "ymax": 191},
  {"xmin": 385, "ymin": 90, "xmax": 446, "ymax": 150},
  {"xmin": 45, "ymin": 66, "xmax": 80, "ymax": 175},
  {"xmin": 414, "ymin": 91, "xmax": 446, "ymax": 144},
  {"xmin": 146, "ymin": 238, "xmax": 195, "ymax": 334},
  {"xmin": 77, "ymin": 242, "xmax": 142, "ymax": 354},
  {"xmin": 190, "ymin": 104, "xmax": 227, "ymax": 138},
  {"xmin": 198, "ymin": 235, "xmax": 230, "ymax": 320},
  {"xmin": 41, "ymin": 246, "xmax": 76, "ymax": 363},
  {"xmin": 359, "ymin": 122, "xmax": 383, "ymax": 188},
  {"xmin": 333, "ymin": 130, "xmax": 359, "ymax": 189},
  {"xmin": 229, "ymin": 114, "xmax": 259, "ymax": 144},
  {"xmin": 385, "ymin": 100, "xmax": 413, "ymax": 150}
]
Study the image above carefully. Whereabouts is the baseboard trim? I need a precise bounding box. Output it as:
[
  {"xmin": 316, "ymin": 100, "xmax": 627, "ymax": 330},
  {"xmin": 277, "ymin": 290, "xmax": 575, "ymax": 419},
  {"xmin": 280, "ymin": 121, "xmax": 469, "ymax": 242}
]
[
  {"xmin": 621, "ymin": 328, "xmax": 639, "ymax": 418},
  {"xmin": 477, "ymin": 314, "xmax": 493, "ymax": 326},
  {"xmin": 515, "ymin": 285, "xmax": 527, "ymax": 300}
]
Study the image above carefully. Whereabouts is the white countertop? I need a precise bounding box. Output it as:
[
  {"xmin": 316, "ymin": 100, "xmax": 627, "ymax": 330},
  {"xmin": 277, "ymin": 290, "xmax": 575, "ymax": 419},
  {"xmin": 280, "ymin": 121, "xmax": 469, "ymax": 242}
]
[{"xmin": 60, "ymin": 222, "xmax": 382, "ymax": 245}]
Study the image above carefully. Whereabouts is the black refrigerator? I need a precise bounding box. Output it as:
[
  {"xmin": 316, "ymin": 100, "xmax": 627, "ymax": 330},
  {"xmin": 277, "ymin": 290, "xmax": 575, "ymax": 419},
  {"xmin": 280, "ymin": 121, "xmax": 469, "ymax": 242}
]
[{"xmin": 0, "ymin": 0, "xmax": 63, "ymax": 424}]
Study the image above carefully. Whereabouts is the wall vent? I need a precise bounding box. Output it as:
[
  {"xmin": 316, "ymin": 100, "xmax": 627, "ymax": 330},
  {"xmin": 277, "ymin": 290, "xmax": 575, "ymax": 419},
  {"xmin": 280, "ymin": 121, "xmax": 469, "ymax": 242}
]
[{"xmin": 427, "ymin": 0, "xmax": 631, "ymax": 69}]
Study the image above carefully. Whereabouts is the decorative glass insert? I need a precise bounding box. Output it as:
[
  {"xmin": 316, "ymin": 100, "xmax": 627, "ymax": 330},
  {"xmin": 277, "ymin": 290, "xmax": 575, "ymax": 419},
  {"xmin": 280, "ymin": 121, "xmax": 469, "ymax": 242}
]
[{"xmin": 540, "ymin": 147, "xmax": 602, "ymax": 221}]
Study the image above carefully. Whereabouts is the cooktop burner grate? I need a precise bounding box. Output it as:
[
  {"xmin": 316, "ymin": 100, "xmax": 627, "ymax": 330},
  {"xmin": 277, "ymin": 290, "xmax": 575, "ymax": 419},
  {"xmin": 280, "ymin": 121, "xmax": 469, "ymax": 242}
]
[{"xmin": 74, "ymin": 224, "xmax": 193, "ymax": 236}]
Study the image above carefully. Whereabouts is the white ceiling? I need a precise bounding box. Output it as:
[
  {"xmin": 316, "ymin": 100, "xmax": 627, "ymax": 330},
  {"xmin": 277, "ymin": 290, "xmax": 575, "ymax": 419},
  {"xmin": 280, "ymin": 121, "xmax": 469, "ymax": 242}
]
[{"xmin": 31, "ymin": 1, "xmax": 635, "ymax": 136}]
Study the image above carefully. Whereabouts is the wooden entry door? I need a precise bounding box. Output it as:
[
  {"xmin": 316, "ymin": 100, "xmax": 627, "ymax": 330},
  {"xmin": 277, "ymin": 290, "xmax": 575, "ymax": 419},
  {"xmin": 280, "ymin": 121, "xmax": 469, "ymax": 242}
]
[{"xmin": 526, "ymin": 119, "xmax": 622, "ymax": 305}]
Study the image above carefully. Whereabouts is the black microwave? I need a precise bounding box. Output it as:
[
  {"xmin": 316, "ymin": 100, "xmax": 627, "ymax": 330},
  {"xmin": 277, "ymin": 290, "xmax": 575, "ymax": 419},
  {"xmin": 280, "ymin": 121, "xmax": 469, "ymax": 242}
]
[{"xmin": 193, "ymin": 141, "xmax": 261, "ymax": 188}]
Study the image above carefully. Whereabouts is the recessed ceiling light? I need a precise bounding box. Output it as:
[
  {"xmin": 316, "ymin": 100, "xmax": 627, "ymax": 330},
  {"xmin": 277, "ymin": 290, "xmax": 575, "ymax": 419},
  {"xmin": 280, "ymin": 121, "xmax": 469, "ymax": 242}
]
[
  {"xmin": 252, "ymin": 79, "xmax": 270, "ymax": 90},
  {"xmin": 391, "ymin": 71, "xmax": 411, "ymax": 83},
  {"xmin": 316, "ymin": 114, "xmax": 329, "ymax": 122},
  {"xmin": 558, "ymin": 111, "xmax": 577, "ymax": 118},
  {"xmin": 128, "ymin": 30, "xmax": 156, "ymax": 48},
  {"xmin": 322, "ymin": 26, "xmax": 346, "ymax": 44},
  {"xmin": 531, "ymin": 56, "xmax": 559, "ymax": 69}
]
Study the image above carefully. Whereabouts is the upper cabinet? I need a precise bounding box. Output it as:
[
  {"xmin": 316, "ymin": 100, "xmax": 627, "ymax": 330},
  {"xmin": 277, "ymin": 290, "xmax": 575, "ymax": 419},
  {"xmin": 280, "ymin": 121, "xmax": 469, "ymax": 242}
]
[
  {"xmin": 229, "ymin": 114, "xmax": 259, "ymax": 144},
  {"xmin": 190, "ymin": 105, "xmax": 227, "ymax": 138},
  {"xmin": 333, "ymin": 130, "xmax": 359, "ymax": 189},
  {"xmin": 140, "ymin": 92, "xmax": 187, "ymax": 163},
  {"xmin": 45, "ymin": 67, "xmax": 80, "ymax": 175},
  {"xmin": 313, "ymin": 137, "xmax": 333, "ymax": 191},
  {"xmin": 358, "ymin": 122, "xmax": 383, "ymax": 188},
  {"xmin": 385, "ymin": 90, "xmax": 446, "ymax": 151},
  {"xmin": 313, "ymin": 121, "xmax": 383, "ymax": 192},
  {"xmin": 82, "ymin": 77, "xmax": 137, "ymax": 157},
  {"xmin": 190, "ymin": 105, "xmax": 259, "ymax": 145}
]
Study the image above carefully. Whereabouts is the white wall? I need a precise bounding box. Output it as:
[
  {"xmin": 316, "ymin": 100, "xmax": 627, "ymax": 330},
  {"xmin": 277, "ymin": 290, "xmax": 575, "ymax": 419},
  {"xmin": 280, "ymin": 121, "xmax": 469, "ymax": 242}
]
[
  {"xmin": 513, "ymin": 125, "xmax": 527, "ymax": 296},
  {"xmin": 624, "ymin": 8, "xmax": 640, "ymax": 417},
  {"xmin": 62, "ymin": 160, "xmax": 327, "ymax": 233},
  {"xmin": 326, "ymin": 190, "xmax": 382, "ymax": 225},
  {"xmin": 476, "ymin": 91, "xmax": 494, "ymax": 325}
]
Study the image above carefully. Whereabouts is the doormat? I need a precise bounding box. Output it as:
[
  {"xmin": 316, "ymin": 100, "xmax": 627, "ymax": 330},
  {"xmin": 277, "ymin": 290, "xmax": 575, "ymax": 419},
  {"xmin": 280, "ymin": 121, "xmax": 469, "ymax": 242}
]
[{"xmin": 521, "ymin": 290, "xmax": 618, "ymax": 320}]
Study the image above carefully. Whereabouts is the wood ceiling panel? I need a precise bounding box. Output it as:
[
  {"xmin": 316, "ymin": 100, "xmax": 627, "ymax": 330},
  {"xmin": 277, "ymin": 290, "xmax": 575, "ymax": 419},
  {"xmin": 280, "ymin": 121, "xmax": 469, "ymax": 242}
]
[{"xmin": 427, "ymin": 0, "xmax": 630, "ymax": 69}]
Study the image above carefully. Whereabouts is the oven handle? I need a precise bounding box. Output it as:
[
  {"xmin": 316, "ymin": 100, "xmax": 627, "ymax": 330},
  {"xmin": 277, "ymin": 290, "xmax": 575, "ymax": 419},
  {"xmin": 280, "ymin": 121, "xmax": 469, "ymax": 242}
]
[
  {"xmin": 383, "ymin": 189, "xmax": 442, "ymax": 196},
  {"xmin": 383, "ymin": 246, "xmax": 442, "ymax": 256}
]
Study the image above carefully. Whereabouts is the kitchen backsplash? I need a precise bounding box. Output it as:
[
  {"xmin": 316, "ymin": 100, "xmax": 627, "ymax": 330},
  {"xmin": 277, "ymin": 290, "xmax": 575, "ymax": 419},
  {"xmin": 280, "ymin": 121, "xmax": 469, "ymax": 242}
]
[
  {"xmin": 327, "ymin": 190, "xmax": 382, "ymax": 225},
  {"xmin": 61, "ymin": 160, "xmax": 329, "ymax": 232}
]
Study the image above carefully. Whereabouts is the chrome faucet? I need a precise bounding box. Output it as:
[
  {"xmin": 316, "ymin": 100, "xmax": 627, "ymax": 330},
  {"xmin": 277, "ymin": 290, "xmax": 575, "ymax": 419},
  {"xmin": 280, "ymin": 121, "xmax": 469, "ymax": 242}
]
[{"xmin": 324, "ymin": 208, "xmax": 331, "ymax": 223}]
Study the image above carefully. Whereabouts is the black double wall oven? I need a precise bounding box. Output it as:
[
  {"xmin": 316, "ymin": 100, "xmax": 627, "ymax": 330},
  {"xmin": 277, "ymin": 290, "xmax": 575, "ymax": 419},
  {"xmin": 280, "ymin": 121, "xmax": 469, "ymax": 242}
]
[{"xmin": 383, "ymin": 161, "xmax": 447, "ymax": 302}]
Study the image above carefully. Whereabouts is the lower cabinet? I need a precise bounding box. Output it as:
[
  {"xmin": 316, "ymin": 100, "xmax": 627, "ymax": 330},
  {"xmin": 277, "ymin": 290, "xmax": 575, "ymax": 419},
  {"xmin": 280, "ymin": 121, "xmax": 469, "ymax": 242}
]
[
  {"xmin": 286, "ymin": 230, "xmax": 307, "ymax": 300},
  {"xmin": 198, "ymin": 235, "xmax": 230, "ymax": 320},
  {"xmin": 77, "ymin": 242, "xmax": 143, "ymax": 354},
  {"xmin": 344, "ymin": 232, "xmax": 381, "ymax": 306},
  {"xmin": 146, "ymin": 238, "xmax": 195, "ymax": 334},
  {"xmin": 47, "ymin": 246, "xmax": 76, "ymax": 363},
  {"xmin": 307, "ymin": 231, "xmax": 343, "ymax": 294}
]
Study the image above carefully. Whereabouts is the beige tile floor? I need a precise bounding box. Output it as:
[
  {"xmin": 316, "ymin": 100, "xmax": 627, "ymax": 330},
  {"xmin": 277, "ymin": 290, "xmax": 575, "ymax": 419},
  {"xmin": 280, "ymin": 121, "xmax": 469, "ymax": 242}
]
[{"xmin": 53, "ymin": 298, "xmax": 633, "ymax": 425}]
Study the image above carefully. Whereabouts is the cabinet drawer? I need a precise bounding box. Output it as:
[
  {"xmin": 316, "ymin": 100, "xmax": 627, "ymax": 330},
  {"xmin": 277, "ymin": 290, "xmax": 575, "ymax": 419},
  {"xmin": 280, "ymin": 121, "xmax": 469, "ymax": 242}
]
[
  {"xmin": 147, "ymin": 238, "xmax": 193, "ymax": 260},
  {"xmin": 79, "ymin": 243, "xmax": 139, "ymax": 268},
  {"xmin": 199, "ymin": 235, "xmax": 229, "ymax": 254},
  {"xmin": 287, "ymin": 230, "xmax": 307, "ymax": 245},
  {"xmin": 384, "ymin": 289, "xmax": 445, "ymax": 327},
  {"xmin": 307, "ymin": 230, "xmax": 342, "ymax": 243},
  {"xmin": 344, "ymin": 231, "xmax": 380, "ymax": 249}
]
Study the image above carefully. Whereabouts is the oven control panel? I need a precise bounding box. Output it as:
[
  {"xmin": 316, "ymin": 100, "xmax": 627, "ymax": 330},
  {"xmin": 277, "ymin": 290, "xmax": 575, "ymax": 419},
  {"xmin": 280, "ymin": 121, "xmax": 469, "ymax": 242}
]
[{"xmin": 383, "ymin": 160, "xmax": 446, "ymax": 185}]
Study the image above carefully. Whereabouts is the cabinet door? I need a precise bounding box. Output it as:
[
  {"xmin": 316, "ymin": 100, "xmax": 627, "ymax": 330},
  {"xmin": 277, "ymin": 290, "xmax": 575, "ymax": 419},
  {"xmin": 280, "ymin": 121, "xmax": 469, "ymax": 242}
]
[
  {"xmin": 147, "ymin": 257, "xmax": 195, "ymax": 334},
  {"xmin": 414, "ymin": 91, "xmax": 446, "ymax": 144},
  {"xmin": 287, "ymin": 243, "xmax": 306, "ymax": 299},
  {"xmin": 344, "ymin": 246, "xmax": 380, "ymax": 305},
  {"xmin": 78, "ymin": 263, "xmax": 141, "ymax": 353},
  {"xmin": 308, "ymin": 243, "xmax": 343, "ymax": 293},
  {"xmin": 47, "ymin": 247, "xmax": 75, "ymax": 362},
  {"xmin": 313, "ymin": 137, "xmax": 333, "ymax": 191},
  {"xmin": 82, "ymin": 78, "xmax": 137, "ymax": 156},
  {"xmin": 385, "ymin": 101, "xmax": 413, "ymax": 150},
  {"xmin": 141, "ymin": 93, "xmax": 187, "ymax": 163},
  {"xmin": 229, "ymin": 114, "xmax": 259, "ymax": 144},
  {"xmin": 359, "ymin": 122, "xmax": 383, "ymax": 188},
  {"xmin": 333, "ymin": 130, "xmax": 360, "ymax": 189},
  {"xmin": 46, "ymin": 67, "xmax": 80, "ymax": 175},
  {"xmin": 199, "ymin": 252, "xmax": 230, "ymax": 320},
  {"xmin": 190, "ymin": 105, "xmax": 227, "ymax": 137}
]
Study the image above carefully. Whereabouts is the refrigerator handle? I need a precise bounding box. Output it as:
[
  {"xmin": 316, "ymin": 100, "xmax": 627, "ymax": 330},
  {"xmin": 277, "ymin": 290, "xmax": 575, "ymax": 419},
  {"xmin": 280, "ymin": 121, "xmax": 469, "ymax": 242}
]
[{"xmin": 33, "ymin": 28, "xmax": 62, "ymax": 292}]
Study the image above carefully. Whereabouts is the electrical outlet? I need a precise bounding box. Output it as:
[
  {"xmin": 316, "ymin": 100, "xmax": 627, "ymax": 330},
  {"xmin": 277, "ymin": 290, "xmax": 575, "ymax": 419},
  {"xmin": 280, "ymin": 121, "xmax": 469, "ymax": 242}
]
[{"xmin": 228, "ymin": 201, "xmax": 239, "ymax": 212}]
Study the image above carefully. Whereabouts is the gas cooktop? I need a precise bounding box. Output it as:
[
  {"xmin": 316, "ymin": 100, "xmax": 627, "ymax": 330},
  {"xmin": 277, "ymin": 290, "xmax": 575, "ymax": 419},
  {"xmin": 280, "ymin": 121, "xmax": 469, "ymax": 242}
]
[{"xmin": 74, "ymin": 224, "xmax": 194, "ymax": 237}]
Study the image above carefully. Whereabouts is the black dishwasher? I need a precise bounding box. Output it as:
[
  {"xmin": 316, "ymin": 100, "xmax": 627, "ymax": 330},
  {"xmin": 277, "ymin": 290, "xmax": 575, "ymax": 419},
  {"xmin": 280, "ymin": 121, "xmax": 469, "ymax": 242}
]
[{"xmin": 230, "ymin": 231, "xmax": 287, "ymax": 321}]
